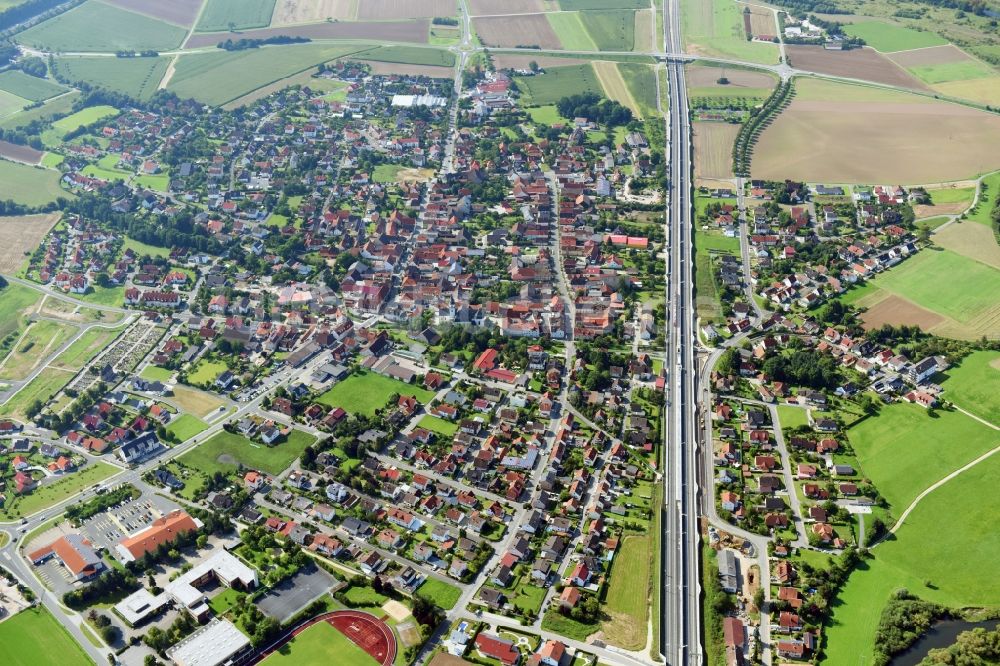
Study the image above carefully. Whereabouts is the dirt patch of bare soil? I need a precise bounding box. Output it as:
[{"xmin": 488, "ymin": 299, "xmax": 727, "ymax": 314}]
[
  {"xmin": 0, "ymin": 140, "xmax": 43, "ymax": 165},
  {"xmin": 686, "ymin": 64, "xmax": 775, "ymax": 90},
  {"xmin": 786, "ymin": 45, "xmax": 927, "ymax": 90},
  {"xmin": 860, "ymin": 294, "xmax": 945, "ymax": 331},
  {"xmin": 473, "ymin": 15, "xmax": 562, "ymax": 49},
  {"xmin": 888, "ymin": 44, "xmax": 972, "ymax": 67}
]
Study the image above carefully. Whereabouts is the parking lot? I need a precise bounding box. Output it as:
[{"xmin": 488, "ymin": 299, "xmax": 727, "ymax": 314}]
[
  {"xmin": 257, "ymin": 564, "xmax": 336, "ymax": 624},
  {"xmin": 80, "ymin": 494, "xmax": 181, "ymax": 552}
]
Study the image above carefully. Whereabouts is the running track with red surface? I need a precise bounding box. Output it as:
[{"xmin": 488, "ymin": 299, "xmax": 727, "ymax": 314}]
[{"xmin": 253, "ymin": 610, "xmax": 396, "ymax": 666}]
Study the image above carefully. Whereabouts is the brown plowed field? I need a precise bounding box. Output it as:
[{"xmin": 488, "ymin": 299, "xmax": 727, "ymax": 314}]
[
  {"xmin": 693, "ymin": 121, "xmax": 739, "ymax": 180},
  {"xmin": 469, "ymin": 0, "xmax": 544, "ymax": 15},
  {"xmin": 0, "ymin": 140, "xmax": 43, "ymax": 165},
  {"xmin": 102, "ymin": 0, "xmax": 204, "ymax": 26},
  {"xmin": 0, "ymin": 213, "xmax": 61, "ymax": 273},
  {"xmin": 358, "ymin": 0, "xmax": 456, "ymax": 20},
  {"xmin": 493, "ymin": 54, "xmax": 587, "ymax": 70},
  {"xmin": 185, "ymin": 20, "xmax": 430, "ymax": 47},
  {"xmin": 786, "ymin": 45, "xmax": 926, "ymax": 89},
  {"xmin": 860, "ymin": 294, "xmax": 945, "ymax": 331},
  {"xmin": 271, "ymin": 0, "xmax": 355, "ymax": 25},
  {"xmin": 473, "ymin": 15, "xmax": 561, "ymax": 49},
  {"xmin": 686, "ymin": 64, "xmax": 776, "ymax": 89},
  {"xmin": 888, "ymin": 44, "xmax": 971, "ymax": 67}
]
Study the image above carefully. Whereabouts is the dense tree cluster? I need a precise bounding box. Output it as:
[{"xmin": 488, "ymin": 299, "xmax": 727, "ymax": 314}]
[
  {"xmin": 0, "ymin": 0, "xmax": 76, "ymax": 31},
  {"xmin": 556, "ymin": 93, "xmax": 633, "ymax": 127},
  {"xmin": 733, "ymin": 81, "xmax": 793, "ymax": 176},
  {"xmin": 218, "ymin": 35, "xmax": 310, "ymax": 51},
  {"xmin": 873, "ymin": 590, "xmax": 951, "ymax": 665},
  {"xmin": 923, "ymin": 626, "xmax": 1000, "ymax": 664},
  {"xmin": 63, "ymin": 569, "xmax": 138, "ymax": 609},
  {"xmin": 762, "ymin": 349, "xmax": 842, "ymax": 389}
]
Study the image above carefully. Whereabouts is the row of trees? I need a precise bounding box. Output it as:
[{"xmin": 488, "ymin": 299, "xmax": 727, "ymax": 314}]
[{"xmin": 732, "ymin": 80, "xmax": 794, "ymax": 177}]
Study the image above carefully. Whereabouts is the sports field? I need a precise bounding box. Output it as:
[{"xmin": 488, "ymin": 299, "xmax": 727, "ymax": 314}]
[
  {"xmin": 680, "ymin": 0, "xmax": 778, "ymax": 64},
  {"xmin": 53, "ymin": 56, "xmax": 169, "ymax": 100},
  {"xmin": 178, "ymin": 429, "xmax": 316, "ymax": 476},
  {"xmin": 601, "ymin": 534, "xmax": 650, "ymax": 649},
  {"xmin": 16, "ymin": 0, "xmax": 187, "ymax": 52},
  {"xmin": 316, "ymin": 371, "xmax": 434, "ymax": 417},
  {"xmin": 197, "ymin": 0, "xmax": 276, "ymax": 31},
  {"xmin": 842, "ymin": 20, "xmax": 948, "ymax": 53},
  {"xmin": 938, "ymin": 351, "xmax": 1000, "ymax": 423},
  {"xmin": 0, "ymin": 607, "xmax": 91, "ymax": 666},
  {"xmin": 847, "ymin": 402, "xmax": 999, "ymax": 511},
  {"xmin": 0, "ymin": 71, "xmax": 66, "ymax": 102},
  {"xmin": 515, "ymin": 64, "xmax": 603, "ymax": 106},
  {"xmin": 0, "ymin": 159, "xmax": 67, "ymax": 206},
  {"xmin": 263, "ymin": 620, "xmax": 377, "ymax": 665}
]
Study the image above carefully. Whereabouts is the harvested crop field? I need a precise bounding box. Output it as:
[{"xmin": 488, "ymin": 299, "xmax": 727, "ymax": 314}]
[
  {"xmin": 753, "ymin": 78, "xmax": 1000, "ymax": 183},
  {"xmin": 748, "ymin": 7, "xmax": 775, "ymax": 38},
  {"xmin": 493, "ymin": 54, "xmax": 587, "ymax": 70},
  {"xmin": 185, "ymin": 20, "xmax": 429, "ymax": 48},
  {"xmin": 358, "ymin": 0, "xmax": 455, "ymax": 19},
  {"xmin": 634, "ymin": 8, "xmax": 654, "ymax": 52},
  {"xmin": 593, "ymin": 61, "xmax": 640, "ymax": 116},
  {"xmin": 0, "ymin": 140, "xmax": 42, "ymax": 165},
  {"xmin": 469, "ymin": 0, "xmax": 543, "ymax": 14},
  {"xmin": 474, "ymin": 15, "xmax": 562, "ymax": 49},
  {"xmin": 361, "ymin": 61, "xmax": 454, "ymax": 78},
  {"xmin": 693, "ymin": 121, "xmax": 738, "ymax": 179},
  {"xmin": 888, "ymin": 44, "xmax": 971, "ymax": 68},
  {"xmin": 271, "ymin": 0, "xmax": 355, "ymax": 24},
  {"xmin": 934, "ymin": 221, "xmax": 1000, "ymax": 270},
  {"xmin": 0, "ymin": 213, "xmax": 60, "ymax": 273},
  {"xmin": 686, "ymin": 64, "xmax": 775, "ymax": 91},
  {"xmin": 860, "ymin": 294, "xmax": 945, "ymax": 331},
  {"xmin": 933, "ymin": 77, "xmax": 1000, "ymax": 106},
  {"xmin": 785, "ymin": 45, "xmax": 925, "ymax": 89},
  {"xmin": 102, "ymin": 0, "xmax": 204, "ymax": 26}
]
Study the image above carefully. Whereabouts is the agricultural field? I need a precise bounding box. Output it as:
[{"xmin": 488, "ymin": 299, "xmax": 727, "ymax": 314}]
[
  {"xmin": 16, "ymin": 1, "xmax": 187, "ymax": 52},
  {"xmin": 547, "ymin": 12, "xmax": 599, "ymax": 51},
  {"xmin": 849, "ymin": 248, "xmax": 1000, "ymax": 340},
  {"xmin": 185, "ymin": 20, "xmax": 430, "ymax": 48},
  {"xmin": 357, "ymin": 45, "xmax": 455, "ymax": 68},
  {"xmin": 826, "ymin": 451, "xmax": 1000, "ymax": 663},
  {"xmin": 784, "ymin": 45, "xmax": 924, "ymax": 90},
  {"xmin": 618, "ymin": 62, "xmax": 658, "ymax": 117},
  {"xmin": 601, "ymin": 534, "xmax": 650, "ymax": 649},
  {"xmin": 0, "ymin": 607, "xmax": 92, "ymax": 666},
  {"xmin": 474, "ymin": 14, "xmax": 562, "ymax": 49},
  {"xmin": 913, "ymin": 183, "xmax": 975, "ymax": 218},
  {"xmin": 692, "ymin": 121, "xmax": 738, "ymax": 180},
  {"xmin": 196, "ymin": 0, "xmax": 276, "ymax": 32},
  {"xmin": 592, "ymin": 61, "xmax": 640, "ymax": 116},
  {"xmin": 679, "ymin": 0, "xmax": 778, "ymax": 64},
  {"xmin": 177, "ymin": 429, "xmax": 317, "ymax": 476},
  {"xmin": 270, "ymin": 0, "xmax": 356, "ymax": 25},
  {"xmin": 262, "ymin": 621, "xmax": 377, "ymax": 666},
  {"xmin": 0, "ymin": 213, "xmax": 61, "ymax": 273},
  {"xmin": 933, "ymin": 77, "xmax": 1000, "ymax": 106},
  {"xmin": 0, "ymin": 71, "xmax": 67, "ymax": 102},
  {"xmin": 102, "ymin": 0, "xmax": 205, "ymax": 26},
  {"xmin": 357, "ymin": 0, "xmax": 456, "ymax": 20},
  {"xmin": 167, "ymin": 44, "xmax": 370, "ymax": 105},
  {"xmin": 686, "ymin": 63, "xmax": 776, "ymax": 99},
  {"xmin": 469, "ymin": 0, "xmax": 543, "ymax": 14},
  {"xmin": 0, "ymin": 90, "xmax": 79, "ymax": 131},
  {"xmin": 933, "ymin": 219, "xmax": 1000, "ymax": 271},
  {"xmin": 49, "ymin": 105, "xmax": 119, "ymax": 138},
  {"xmin": 752, "ymin": 78, "xmax": 1000, "ymax": 184},
  {"xmin": 842, "ymin": 20, "xmax": 948, "ymax": 53},
  {"xmin": 515, "ymin": 64, "xmax": 603, "ymax": 106},
  {"xmin": 938, "ymin": 351, "xmax": 1000, "ymax": 423},
  {"xmin": 886, "ymin": 44, "xmax": 1000, "ymax": 104},
  {"xmin": 579, "ymin": 10, "xmax": 636, "ymax": 51},
  {"xmin": 847, "ymin": 402, "xmax": 999, "ymax": 511},
  {"xmin": 52, "ymin": 56, "xmax": 169, "ymax": 101},
  {"xmin": 316, "ymin": 371, "xmax": 433, "ymax": 417},
  {"xmin": 560, "ymin": 0, "xmax": 648, "ymax": 8},
  {"xmin": 0, "ymin": 319, "xmax": 76, "ymax": 381},
  {"xmin": 0, "ymin": 160, "xmax": 68, "ymax": 206}
]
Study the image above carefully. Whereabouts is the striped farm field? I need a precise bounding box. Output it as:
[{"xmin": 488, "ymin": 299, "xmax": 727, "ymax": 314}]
[{"xmin": 593, "ymin": 61, "xmax": 641, "ymax": 117}]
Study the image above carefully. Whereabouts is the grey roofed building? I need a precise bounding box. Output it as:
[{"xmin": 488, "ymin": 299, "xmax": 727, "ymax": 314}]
[
  {"xmin": 718, "ymin": 549, "xmax": 739, "ymax": 593},
  {"xmin": 166, "ymin": 618, "xmax": 252, "ymax": 666}
]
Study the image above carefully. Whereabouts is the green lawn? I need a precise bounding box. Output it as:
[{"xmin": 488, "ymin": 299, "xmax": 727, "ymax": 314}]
[
  {"xmin": 516, "ymin": 64, "xmax": 603, "ymax": 106},
  {"xmin": 843, "ymin": 20, "xmax": 948, "ymax": 53},
  {"xmin": 197, "ymin": 0, "xmax": 276, "ymax": 32},
  {"xmin": 966, "ymin": 172, "xmax": 1000, "ymax": 226},
  {"xmin": 938, "ymin": 351, "xmax": 1000, "ymax": 424},
  {"xmin": 0, "ymin": 461, "xmax": 118, "ymax": 519},
  {"xmin": 140, "ymin": 364, "xmax": 174, "ymax": 381},
  {"xmin": 358, "ymin": 45, "xmax": 455, "ymax": 68},
  {"xmin": 0, "ymin": 319, "xmax": 75, "ymax": 381},
  {"xmin": 847, "ymin": 402, "xmax": 999, "ymax": 511},
  {"xmin": 417, "ymin": 414, "xmax": 458, "ymax": 438},
  {"xmin": 0, "ymin": 89, "xmax": 30, "ymax": 119},
  {"xmin": 0, "ymin": 606, "xmax": 91, "ymax": 666},
  {"xmin": 372, "ymin": 164, "xmax": 404, "ymax": 183},
  {"xmin": 166, "ymin": 414, "xmax": 210, "ymax": 442},
  {"xmin": 547, "ymin": 12, "xmax": 599, "ymax": 51},
  {"xmin": 541, "ymin": 608, "xmax": 599, "ymax": 641},
  {"xmin": 825, "ymin": 451, "xmax": 1000, "ymax": 662},
  {"xmin": 680, "ymin": 0, "xmax": 779, "ymax": 64},
  {"xmin": 343, "ymin": 585, "xmax": 388, "ymax": 608},
  {"xmin": 123, "ymin": 236, "xmax": 171, "ymax": 258},
  {"xmin": 776, "ymin": 405, "xmax": 809, "ymax": 429},
  {"xmin": 915, "ymin": 216, "xmax": 951, "ymax": 231},
  {"xmin": 0, "ymin": 366, "xmax": 75, "ymax": 420},
  {"xmin": 0, "ymin": 90, "xmax": 79, "ymax": 131},
  {"xmin": 188, "ymin": 359, "xmax": 229, "ymax": 385},
  {"xmin": 0, "ymin": 70, "xmax": 67, "ymax": 102},
  {"xmin": 208, "ymin": 586, "xmax": 242, "ymax": 614},
  {"xmin": 177, "ymin": 429, "xmax": 316, "ymax": 476},
  {"xmin": 580, "ymin": 10, "xmax": 636, "ymax": 51},
  {"xmin": 52, "ymin": 56, "xmax": 169, "ymax": 101},
  {"xmin": 316, "ymin": 372, "xmax": 434, "ymax": 418},
  {"xmin": 526, "ymin": 105, "xmax": 569, "ymax": 125},
  {"xmin": 908, "ymin": 59, "xmax": 997, "ymax": 85},
  {"xmin": 0, "ymin": 160, "xmax": 68, "ymax": 206},
  {"xmin": 78, "ymin": 285, "xmax": 124, "ymax": 307},
  {"xmin": 0, "ymin": 283, "xmax": 42, "ymax": 341},
  {"xmin": 601, "ymin": 534, "xmax": 650, "ymax": 650},
  {"xmin": 16, "ymin": 1, "xmax": 187, "ymax": 52},
  {"xmin": 925, "ymin": 185, "xmax": 976, "ymax": 205},
  {"xmin": 262, "ymin": 620, "xmax": 377, "ymax": 665},
  {"xmin": 417, "ymin": 578, "xmax": 461, "ymax": 610}
]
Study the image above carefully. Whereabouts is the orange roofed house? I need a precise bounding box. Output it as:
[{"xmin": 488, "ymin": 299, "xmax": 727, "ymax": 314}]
[
  {"xmin": 29, "ymin": 534, "xmax": 105, "ymax": 581},
  {"xmin": 115, "ymin": 510, "xmax": 201, "ymax": 563}
]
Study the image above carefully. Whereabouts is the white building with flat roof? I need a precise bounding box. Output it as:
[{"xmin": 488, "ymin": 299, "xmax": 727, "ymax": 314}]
[{"xmin": 166, "ymin": 618, "xmax": 251, "ymax": 666}]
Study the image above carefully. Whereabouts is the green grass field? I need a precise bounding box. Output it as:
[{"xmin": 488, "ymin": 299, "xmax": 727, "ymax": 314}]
[
  {"xmin": 417, "ymin": 414, "xmax": 458, "ymax": 438},
  {"xmin": 0, "ymin": 90, "xmax": 79, "ymax": 131},
  {"xmin": 168, "ymin": 44, "xmax": 369, "ymax": 106},
  {"xmin": 618, "ymin": 62, "xmax": 659, "ymax": 117},
  {"xmin": 188, "ymin": 359, "xmax": 228, "ymax": 385},
  {"xmin": 52, "ymin": 56, "xmax": 169, "ymax": 101},
  {"xmin": 547, "ymin": 12, "xmax": 599, "ymax": 51},
  {"xmin": 316, "ymin": 372, "xmax": 434, "ymax": 417},
  {"xmin": 178, "ymin": 429, "xmax": 316, "ymax": 476},
  {"xmin": 939, "ymin": 351, "xmax": 1000, "ymax": 424},
  {"xmin": 966, "ymin": 172, "xmax": 1000, "ymax": 226},
  {"xmin": 601, "ymin": 534, "xmax": 650, "ymax": 649},
  {"xmin": 776, "ymin": 405, "xmax": 809, "ymax": 429},
  {"xmin": 843, "ymin": 20, "xmax": 948, "ymax": 53},
  {"xmin": 0, "ymin": 366, "xmax": 73, "ymax": 419},
  {"xmin": 372, "ymin": 164, "xmax": 404, "ymax": 184},
  {"xmin": 123, "ymin": 236, "xmax": 171, "ymax": 258},
  {"xmin": 826, "ymin": 450, "xmax": 1000, "ymax": 662},
  {"xmin": 516, "ymin": 64, "xmax": 603, "ymax": 106},
  {"xmin": 197, "ymin": 0, "xmax": 276, "ymax": 32},
  {"xmin": 680, "ymin": 0, "xmax": 779, "ymax": 64},
  {"xmin": 0, "ymin": 283, "xmax": 42, "ymax": 342},
  {"xmin": 357, "ymin": 45, "xmax": 455, "ymax": 68},
  {"xmin": 925, "ymin": 185, "xmax": 976, "ymax": 206},
  {"xmin": 262, "ymin": 621, "xmax": 377, "ymax": 665},
  {"xmin": 0, "ymin": 461, "xmax": 118, "ymax": 519},
  {"xmin": 847, "ymin": 402, "xmax": 999, "ymax": 511},
  {"xmin": 526, "ymin": 105, "xmax": 569, "ymax": 125},
  {"xmin": 50, "ymin": 105, "xmax": 119, "ymax": 138},
  {"xmin": 50, "ymin": 325, "xmax": 124, "ymax": 371},
  {"xmin": 580, "ymin": 10, "xmax": 636, "ymax": 51},
  {"xmin": 0, "ymin": 89, "xmax": 30, "ymax": 119},
  {"xmin": 417, "ymin": 578, "xmax": 461, "ymax": 610},
  {"xmin": 166, "ymin": 414, "xmax": 210, "ymax": 441},
  {"xmin": 0, "ymin": 159, "xmax": 68, "ymax": 206},
  {"xmin": 16, "ymin": 1, "xmax": 187, "ymax": 52},
  {"xmin": 0, "ymin": 71, "xmax": 67, "ymax": 102},
  {"xmin": 560, "ymin": 0, "xmax": 648, "ymax": 8},
  {"xmin": 140, "ymin": 364, "xmax": 173, "ymax": 381},
  {"xmin": 0, "ymin": 319, "xmax": 75, "ymax": 381},
  {"xmin": 907, "ymin": 59, "xmax": 997, "ymax": 85},
  {"xmin": 0, "ymin": 607, "xmax": 91, "ymax": 666}
]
